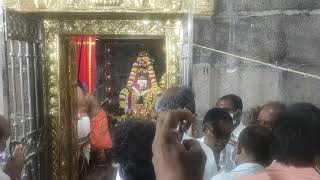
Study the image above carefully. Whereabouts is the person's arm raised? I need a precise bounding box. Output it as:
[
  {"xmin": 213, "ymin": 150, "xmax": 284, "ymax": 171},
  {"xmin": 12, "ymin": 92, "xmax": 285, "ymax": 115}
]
[{"xmin": 152, "ymin": 109, "xmax": 206, "ymax": 180}]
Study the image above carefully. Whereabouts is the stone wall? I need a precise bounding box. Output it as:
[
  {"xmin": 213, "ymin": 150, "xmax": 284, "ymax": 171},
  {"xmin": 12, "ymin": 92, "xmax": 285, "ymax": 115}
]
[{"xmin": 193, "ymin": 0, "xmax": 320, "ymax": 114}]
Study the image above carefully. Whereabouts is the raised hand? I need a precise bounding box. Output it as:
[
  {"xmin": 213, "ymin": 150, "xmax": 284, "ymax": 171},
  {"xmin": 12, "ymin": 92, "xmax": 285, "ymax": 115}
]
[
  {"xmin": 4, "ymin": 144, "xmax": 27, "ymax": 180},
  {"xmin": 152, "ymin": 109, "xmax": 206, "ymax": 180}
]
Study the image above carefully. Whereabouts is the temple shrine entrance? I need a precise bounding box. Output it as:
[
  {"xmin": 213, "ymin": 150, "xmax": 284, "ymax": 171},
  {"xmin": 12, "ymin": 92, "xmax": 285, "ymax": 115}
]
[
  {"xmin": 42, "ymin": 16, "xmax": 186, "ymax": 178},
  {"xmin": 0, "ymin": 0, "xmax": 208, "ymax": 178},
  {"xmin": 0, "ymin": 15, "xmax": 190, "ymax": 180},
  {"xmin": 94, "ymin": 38, "xmax": 166, "ymax": 121}
]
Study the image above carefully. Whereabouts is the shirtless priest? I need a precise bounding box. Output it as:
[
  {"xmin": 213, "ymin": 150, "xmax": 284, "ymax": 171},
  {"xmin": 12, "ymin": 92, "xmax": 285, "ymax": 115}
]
[{"xmin": 77, "ymin": 80, "xmax": 112, "ymax": 172}]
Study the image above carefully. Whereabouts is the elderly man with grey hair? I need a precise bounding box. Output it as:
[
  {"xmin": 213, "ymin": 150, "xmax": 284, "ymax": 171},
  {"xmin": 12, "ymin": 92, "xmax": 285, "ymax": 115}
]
[{"xmin": 155, "ymin": 87, "xmax": 218, "ymax": 180}]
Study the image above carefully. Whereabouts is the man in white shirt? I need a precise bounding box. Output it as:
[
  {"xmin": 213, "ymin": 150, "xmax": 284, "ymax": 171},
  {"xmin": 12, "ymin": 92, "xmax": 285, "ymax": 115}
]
[
  {"xmin": 216, "ymin": 94, "xmax": 244, "ymax": 171},
  {"xmin": 211, "ymin": 125, "xmax": 273, "ymax": 180},
  {"xmin": 0, "ymin": 115, "xmax": 26, "ymax": 180},
  {"xmin": 155, "ymin": 87, "xmax": 219, "ymax": 180},
  {"xmin": 200, "ymin": 108, "xmax": 234, "ymax": 172},
  {"xmin": 183, "ymin": 133, "xmax": 218, "ymax": 180}
]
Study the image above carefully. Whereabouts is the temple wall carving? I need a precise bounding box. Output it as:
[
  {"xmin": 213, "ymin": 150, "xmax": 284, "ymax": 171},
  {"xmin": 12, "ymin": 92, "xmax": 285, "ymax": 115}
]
[{"xmin": 2, "ymin": 0, "xmax": 214, "ymax": 15}]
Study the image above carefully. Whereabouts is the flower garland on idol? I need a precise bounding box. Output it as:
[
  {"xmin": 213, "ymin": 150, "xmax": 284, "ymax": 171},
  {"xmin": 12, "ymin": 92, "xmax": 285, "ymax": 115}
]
[{"xmin": 119, "ymin": 51, "xmax": 162, "ymax": 118}]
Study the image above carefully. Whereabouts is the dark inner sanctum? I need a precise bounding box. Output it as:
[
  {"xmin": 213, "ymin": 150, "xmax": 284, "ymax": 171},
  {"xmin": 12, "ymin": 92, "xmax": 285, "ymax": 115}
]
[{"xmin": 94, "ymin": 38, "xmax": 166, "ymax": 120}]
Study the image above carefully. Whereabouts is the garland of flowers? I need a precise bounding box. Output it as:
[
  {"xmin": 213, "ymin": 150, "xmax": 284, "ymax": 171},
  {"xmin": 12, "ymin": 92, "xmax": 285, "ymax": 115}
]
[
  {"xmin": 143, "ymin": 85, "xmax": 162, "ymax": 117},
  {"xmin": 119, "ymin": 88, "xmax": 129, "ymax": 109},
  {"xmin": 132, "ymin": 86, "xmax": 150, "ymax": 98},
  {"xmin": 119, "ymin": 52, "xmax": 159, "ymax": 118}
]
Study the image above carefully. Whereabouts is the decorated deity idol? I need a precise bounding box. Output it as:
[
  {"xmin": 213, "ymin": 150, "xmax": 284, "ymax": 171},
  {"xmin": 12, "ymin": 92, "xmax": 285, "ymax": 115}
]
[{"xmin": 119, "ymin": 51, "xmax": 162, "ymax": 118}]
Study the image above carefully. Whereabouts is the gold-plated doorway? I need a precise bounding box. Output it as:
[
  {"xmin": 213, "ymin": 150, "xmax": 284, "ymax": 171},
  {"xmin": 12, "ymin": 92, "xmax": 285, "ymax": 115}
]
[{"xmin": 44, "ymin": 19, "xmax": 182, "ymax": 179}]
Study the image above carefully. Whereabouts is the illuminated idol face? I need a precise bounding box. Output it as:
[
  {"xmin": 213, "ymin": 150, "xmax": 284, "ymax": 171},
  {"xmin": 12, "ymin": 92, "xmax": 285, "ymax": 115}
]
[
  {"xmin": 137, "ymin": 51, "xmax": 153, "ymax": 69},
  {"xmin": 137, "ymin": 56, "xmax": 150, "ymax": 69},
  {"xmin": 137, "ymin": 67, "xmax": 148, "ymax": 76}
]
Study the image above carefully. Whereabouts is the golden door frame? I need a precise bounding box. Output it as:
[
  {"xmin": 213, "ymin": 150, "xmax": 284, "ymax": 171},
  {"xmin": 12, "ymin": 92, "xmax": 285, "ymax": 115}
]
[
  {"xmin": 44, "ymin": 19, "xmax": 182, "ymax": 179},
  {"xmin": 3, "ymin": 0, "xmax": 214, "ymax": 15}
]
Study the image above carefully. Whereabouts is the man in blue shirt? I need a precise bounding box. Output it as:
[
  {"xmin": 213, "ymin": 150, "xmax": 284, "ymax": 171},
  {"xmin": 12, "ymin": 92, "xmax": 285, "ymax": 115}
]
[{"xmin": 211, "ymin": 125, "xmax": 273, "ymax": 180}]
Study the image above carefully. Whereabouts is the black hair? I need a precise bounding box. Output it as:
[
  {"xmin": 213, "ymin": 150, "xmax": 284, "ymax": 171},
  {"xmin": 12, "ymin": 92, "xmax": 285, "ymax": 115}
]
[
  {"xmin": 203, "ymin": 108, "xmax": 233, "ymax": 138},
  {"xmin": 238, "ymin": 125, "xmax": 273, "ymax": 166},
  {"xmin": 271, "ymin": 103, "xmax": 320, "ymax": 167},
  {"xmin": 219, "ymin": 94, "xmax": 243, "ymax": 110},
  {"xmin": 112, "ymin": 119, "xmax": 156, "ymax": 180},
  {"xmin": 204, "ymin": 108, "xmax": 233, "ymax": 124},
  {"xmin": 155, "ymin": 87, "xmax": 195, "ymax": 114}
]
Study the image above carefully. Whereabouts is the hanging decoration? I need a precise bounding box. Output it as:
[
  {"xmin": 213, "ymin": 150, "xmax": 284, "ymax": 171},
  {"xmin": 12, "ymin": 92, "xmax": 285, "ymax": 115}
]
[
  {"xmin": 72, "ymin": 36, "xmax": 97, "ymax": 93},
  {"xmin": 119, "ymin": 51, "xmax": 162, "ymax": 118}
]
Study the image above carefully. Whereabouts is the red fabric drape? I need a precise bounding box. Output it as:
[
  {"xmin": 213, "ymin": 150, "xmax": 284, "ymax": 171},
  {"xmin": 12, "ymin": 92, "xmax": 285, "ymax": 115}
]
[{"xmin": 72, "ymin": 36, "xmax": 96, "ymax": 93}]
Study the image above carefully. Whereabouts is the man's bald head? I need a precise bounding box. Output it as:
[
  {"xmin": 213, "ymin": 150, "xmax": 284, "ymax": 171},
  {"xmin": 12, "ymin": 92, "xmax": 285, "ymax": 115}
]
[{"xmin": 257, "ymin": 102, "xmax": 286, "ymax": 128}]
